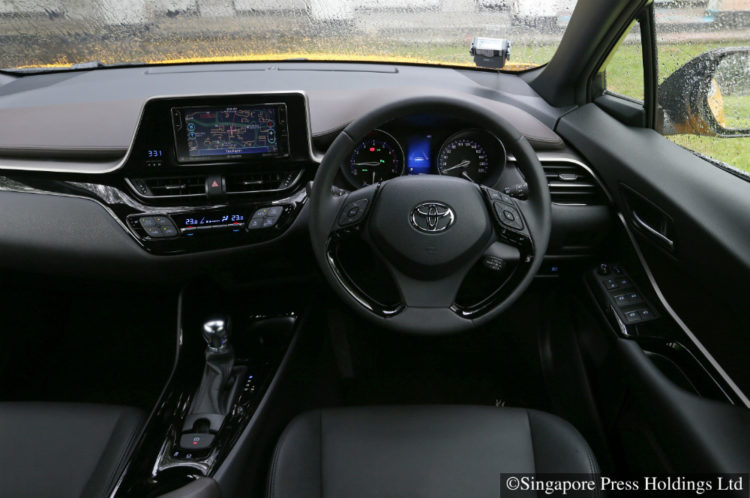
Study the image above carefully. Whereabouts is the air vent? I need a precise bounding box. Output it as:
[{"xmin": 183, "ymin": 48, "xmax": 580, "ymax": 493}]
[
  {"xmin": 225, "ymin": 170, "xmax": 302, "ymax": 194},
  {"xmin": 542, "ymin": 161, "xmax": 606, "ymax": 205},
  {"xmin": 128, "ymin": 176, "xmax": 206, "ymax": 198}
]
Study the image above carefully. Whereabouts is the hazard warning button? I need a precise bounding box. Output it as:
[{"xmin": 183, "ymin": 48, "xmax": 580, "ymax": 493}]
[{"xmin": 206, "ymin": 175, "xmax": 225, "ymax": 198}]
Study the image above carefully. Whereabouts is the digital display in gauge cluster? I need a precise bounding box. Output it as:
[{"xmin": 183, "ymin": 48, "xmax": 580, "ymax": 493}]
[{"xmin": 407, "ymin": 134, "xmax": 432, "ymax": 175}]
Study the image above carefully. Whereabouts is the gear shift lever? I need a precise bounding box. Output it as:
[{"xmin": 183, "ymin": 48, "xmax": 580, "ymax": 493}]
[
  {"xmin": 188, "ymin": 315, "xmax": 238, "ymax": 418},
  {"xmin": 202, "ymin": 317, "xmax": 231, "ymax": 353}
]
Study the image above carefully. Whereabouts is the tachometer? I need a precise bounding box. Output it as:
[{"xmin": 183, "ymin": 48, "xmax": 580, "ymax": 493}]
[
  {"xmin": 437, "ymin": 130, "xmax": 505, "ymax": 185},
  {"xmin": 345, "ymin": 130, "xmax": 404, "ymax": 187}
]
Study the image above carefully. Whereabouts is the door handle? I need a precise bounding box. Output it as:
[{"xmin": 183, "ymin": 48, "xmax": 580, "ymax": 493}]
[{"xmin": 632, "ymin": 210, "xmax": 675, "ymax": 251}]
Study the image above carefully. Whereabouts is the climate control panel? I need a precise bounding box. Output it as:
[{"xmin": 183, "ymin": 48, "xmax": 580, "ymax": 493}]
[{"xmin": 125, "ymin": 198, "xmax": 303, "ymax": 254}]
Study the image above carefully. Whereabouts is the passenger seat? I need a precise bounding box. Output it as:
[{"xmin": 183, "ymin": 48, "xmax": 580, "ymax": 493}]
[{"xmin": 0, "ymin": 402, "xmax": 143, "ymax": 498}]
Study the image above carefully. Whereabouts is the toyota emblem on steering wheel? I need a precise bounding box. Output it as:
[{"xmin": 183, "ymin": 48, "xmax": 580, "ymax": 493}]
[{"xmin": 410, "ymin": 202, "xmax": 455, "ymax": 233}]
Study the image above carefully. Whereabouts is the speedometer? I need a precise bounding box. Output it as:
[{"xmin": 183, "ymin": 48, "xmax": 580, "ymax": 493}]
[
  {"xmin": 437, "ymin": 130, "xmax": 505, "ymax": 185},
  {"xmin": 345, "ymin": 129, "xmax": 405, "ymax": 188}
]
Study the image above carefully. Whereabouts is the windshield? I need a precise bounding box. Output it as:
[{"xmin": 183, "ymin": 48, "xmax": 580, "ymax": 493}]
[{"xmin": 1, "ymin": 0, "xmax": 578, "ymax": 72}]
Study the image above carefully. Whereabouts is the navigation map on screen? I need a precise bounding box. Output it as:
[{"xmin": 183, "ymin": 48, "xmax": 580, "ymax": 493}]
[{"xmin": 184, "ymin": 105, "xmax": 279, "ymax": 157}]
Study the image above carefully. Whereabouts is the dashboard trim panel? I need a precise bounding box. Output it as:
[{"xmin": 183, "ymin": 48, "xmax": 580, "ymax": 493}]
[{"xmin": 0, "ymin": 90, "xmax": 321, "ymax": 174}]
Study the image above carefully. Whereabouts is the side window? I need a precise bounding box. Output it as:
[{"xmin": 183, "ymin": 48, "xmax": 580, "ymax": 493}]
[
  {"xmin": 599, "ymin": 21, "xmax": 645, "ymax": 102},
  {"xmin": 655, "ymin": 3, "xmax": 750, "ymax": 176}
]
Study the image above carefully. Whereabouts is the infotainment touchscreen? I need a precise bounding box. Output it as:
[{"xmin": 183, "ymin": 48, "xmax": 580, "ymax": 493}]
[{"xmin": 171, "ymin": 103, "xmax": 289, "ymax": 162}]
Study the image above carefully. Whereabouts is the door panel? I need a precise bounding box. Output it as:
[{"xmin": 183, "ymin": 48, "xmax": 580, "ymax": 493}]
[{"xmin": 556, "ymin": 102, "xmax": 750, "ymax": 470}]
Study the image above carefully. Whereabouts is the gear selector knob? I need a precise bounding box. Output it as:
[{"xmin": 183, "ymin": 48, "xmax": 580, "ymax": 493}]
[{"xmin": 202, "ymin": 316, "xmax": 232, "ymax": 352}]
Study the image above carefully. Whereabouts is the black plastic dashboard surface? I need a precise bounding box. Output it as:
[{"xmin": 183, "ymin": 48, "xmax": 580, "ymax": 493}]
[{"xmin": 0, "ymin": 62, "xmax": 564, "ymax": 174}]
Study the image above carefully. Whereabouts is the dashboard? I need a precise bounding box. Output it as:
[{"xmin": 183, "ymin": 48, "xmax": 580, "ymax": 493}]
[{"xmin": 0, "ymin": 62, "xmax": 612, "ymax": 282}]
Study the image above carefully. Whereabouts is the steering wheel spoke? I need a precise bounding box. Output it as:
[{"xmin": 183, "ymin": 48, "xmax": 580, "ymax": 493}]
[
  {"xmin": 482, "ymin": 186, "xmax": 534, "ymax": 256},
  {"xmin": 386, "ymin": 256, "xmax": 474, "ymax": 309},
  {"xmin": 324, "ymin": 183, "xmax": 378, "ymax": 240}
]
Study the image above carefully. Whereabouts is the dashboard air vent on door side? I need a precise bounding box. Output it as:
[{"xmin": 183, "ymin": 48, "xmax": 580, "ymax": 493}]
[{"xmin": 542, "ymin": 161, "xmax": 606, "ymax": 205}]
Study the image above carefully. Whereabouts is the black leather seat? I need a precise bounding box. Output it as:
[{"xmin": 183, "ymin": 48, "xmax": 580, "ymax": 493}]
[
  {"xmin": 268, "ymin": 406, "xmax": 599, "ymax": 498},
  {"xmin": 0, "ymin": 402, "xmax": 144, "ymax": 498}
]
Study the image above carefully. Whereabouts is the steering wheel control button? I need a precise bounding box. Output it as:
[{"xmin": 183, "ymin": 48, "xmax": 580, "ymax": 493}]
[
  {"xmin": 248, "ymin": 218, "xmax": 263, "ymax": 230},
  {"xmin": 493, "ymin": 202, "xmax": 523, "ymax": 230},
  {"xmin": 484, "ymin": 187, "xmax": 514, "ymax": 205},
  {"xmin": 503, "ymin": 183, "xmax": 529, "ymax": 200},
  {"xmin": 179, "ymin": 433, "xmax": 215, "ymax": 451},
  {"xmin": 482, "ymin": 255, "xmax": 505, "ymax": 272},
  {"xmin": 339, "ymin": 199, "xmax": 369, "ymax": 227}
]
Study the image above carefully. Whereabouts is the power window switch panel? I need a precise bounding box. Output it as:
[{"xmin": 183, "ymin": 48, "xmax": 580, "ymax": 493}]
[
  {"xmin": 623, "ymin": 310, "xmax": 641, "ymax": 324},
  {"xmin": 637, "ymin": 308, "xmax": 655, "ymax": 321},
  {"xmin": 626, "ymin": 291, "xmax": 643, "ymax": 304},
  {"xmin": 614, "ymin": 293, "xmax": 629, "ymax": 306}
]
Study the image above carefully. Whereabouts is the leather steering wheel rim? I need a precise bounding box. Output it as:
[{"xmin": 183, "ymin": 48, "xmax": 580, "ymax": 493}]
[{"xmin": 309, "ymin": 96, "xmax": 551, "ymax": 334}]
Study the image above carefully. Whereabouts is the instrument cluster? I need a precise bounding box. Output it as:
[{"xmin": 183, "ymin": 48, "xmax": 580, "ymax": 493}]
[{"xmin": 341, "ymin": 124, "xmax": 506, "ymax": 188}]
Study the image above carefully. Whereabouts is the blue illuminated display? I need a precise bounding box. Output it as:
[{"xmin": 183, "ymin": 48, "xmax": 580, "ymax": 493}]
[{"xmin": 407, "ymin": 135, "xmax": 432, "ymax": 175}]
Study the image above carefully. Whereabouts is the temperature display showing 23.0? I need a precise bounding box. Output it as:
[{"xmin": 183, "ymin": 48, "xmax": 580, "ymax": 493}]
[{"xmin": 183, "ymin": 214, "xmax": 245, "ymax": 227}]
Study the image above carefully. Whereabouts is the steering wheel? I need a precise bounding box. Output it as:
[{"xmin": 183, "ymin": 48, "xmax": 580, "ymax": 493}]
[{"xmin": 309, "ymin": 96, "xmax": 551, "ymax": 334}]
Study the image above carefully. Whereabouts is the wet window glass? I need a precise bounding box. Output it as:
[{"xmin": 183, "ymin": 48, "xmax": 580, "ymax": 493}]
[
  {"xmin": 0, "ymin": 0, "xmax": 578, "ymax": 72},
  {"xmin": 656, "ymin": 0, "xmax": 750, "ymax": 175},
  {"xmin": 602, "ymin": 20, "xmax": 645, "ymax": 102}
]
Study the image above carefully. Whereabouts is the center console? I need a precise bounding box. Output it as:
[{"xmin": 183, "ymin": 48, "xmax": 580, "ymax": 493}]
[
  {"xmin": 112, "ymin": 282, "xmax": 311, "ymax": 497},
  {"xmin": 116, "ymin": 92, "xmax": 315, "ymax": 254}
]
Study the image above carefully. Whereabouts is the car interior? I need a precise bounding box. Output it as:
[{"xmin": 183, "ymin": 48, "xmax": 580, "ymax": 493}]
[{"xmin": 1, "ymin": 0, "xmax": 749, "ymax": 497}]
